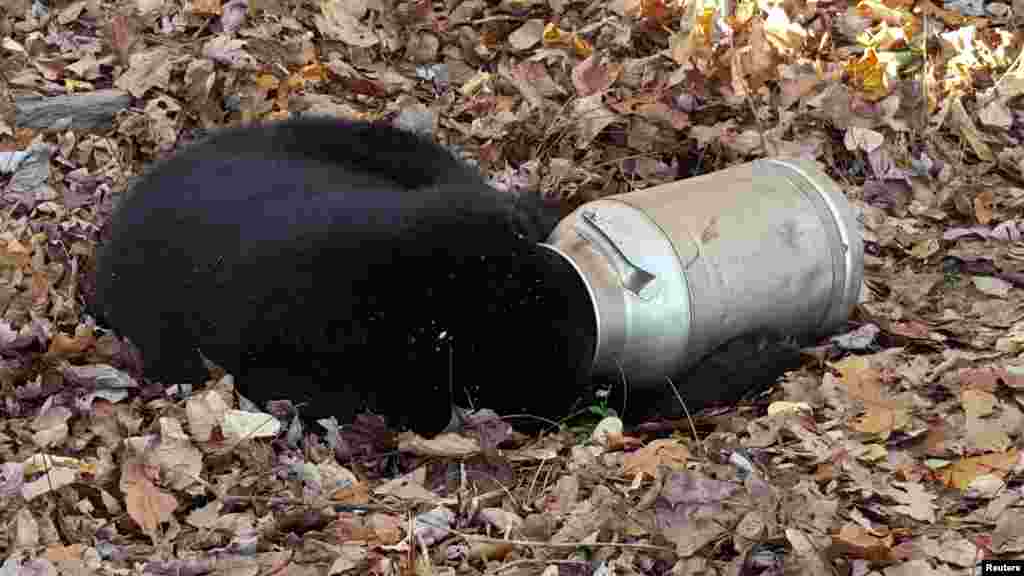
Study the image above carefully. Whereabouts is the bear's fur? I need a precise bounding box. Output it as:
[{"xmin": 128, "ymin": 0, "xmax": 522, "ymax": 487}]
[{"xmin": 92, "ymin": 118, "xmax": 597, "ymax": 435}]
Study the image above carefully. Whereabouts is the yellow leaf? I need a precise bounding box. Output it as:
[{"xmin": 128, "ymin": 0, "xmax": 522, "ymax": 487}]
[{"xmin": 938, "ymin": 449, "xmax": 1019, "ymax": 490}]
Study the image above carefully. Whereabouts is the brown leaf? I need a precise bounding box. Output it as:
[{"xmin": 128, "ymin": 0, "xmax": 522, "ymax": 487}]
[
  {"xmin": 397, "ymin": 431, "xmax": 480, "ymax": 457},
  {"xmin": 974, "ymin": 189, "xmax": 995, "ymax": 224},
  {"xmin": 108, "ymin": 13, "xmax": 140, "ymax": 66},
  {"xmin": 114, "ymin": 48, "xmax": 174, "ymax": 98},
  {"xmin": 507, "ymin": 19, "xmax": 545, "ymax": 51},
  {"xmin": 332, "ymin": 512, "xmax": 380, "ymax": 543},
  {"xmin": 961, "ymin": 388, "xmax": 997, "ymax": 419},
  {"xmin": 886, "ymin": 481, "xmax": 936, "ymax": 523},
  {"xmin": 368, "ymin": 513, "xmax": 404, "ymax": 545},
  {"xmin": 329, "ymin": 480, "xmax": 371, "ymax": 506},
  {"xmin": 851, "ymin": 406, "xmax": 897, "ymax": 438},
  {"xmin": 830, "ymin": 522, "xmax": 894, "ymax": 562},
  {"xmin": 467, "ymin": 541, "xmax": 515, "ymax": 562},
  {"xmin": 188, "ymin": 0, "xmax": 222, "ymax": 15},
  {"xmin": 831, "ymin": 355, "xmax": 887, "ymax": 406},
  {"xmin": 120, "ymin": 460, "xmax": 178, "ymax": 535},
  {"xmin": 316, "ymin": 0, "xmax": 379, "ymax": 48},
  {"xmin": 29, "ymin": 272, "xmax": 49, "ymax": 313},
  {"xmin": 622, "ymin": 439, "xmax": 691, "ymax": 478},
  {"xmin": 962, "ymin": 366, "xmax": 1001, "ymax": 392},
  {"xmin": 938, "ymin": 449, "xmax": 1019, "ymax": 490},
  {"xmin": 992, "ymin": 509, "xmax": 1024, "ymax": 553},
  {"xmin": 44, "ymin": 324, "xmax": 96, "ymax": 360},
  {"xmin": 571, "ymin": 54, "xmax": 622, "ymax": 97}
]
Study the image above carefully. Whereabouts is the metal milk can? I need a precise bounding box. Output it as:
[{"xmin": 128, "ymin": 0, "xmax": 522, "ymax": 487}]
[{"xmin": 540, "ymin": 158, "xmax": 864, "ymax": 386}]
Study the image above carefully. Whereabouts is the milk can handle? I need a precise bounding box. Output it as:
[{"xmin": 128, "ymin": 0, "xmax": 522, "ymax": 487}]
[{"xmin": 575, "ymin": 210, "xmax": 657, "ymax": 299}]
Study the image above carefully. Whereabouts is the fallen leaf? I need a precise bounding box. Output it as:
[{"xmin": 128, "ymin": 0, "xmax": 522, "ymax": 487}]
[
  {"xmin": 120, "ymin": 460, "xmax": 178, "ymax": 535},
  {"xmin": 831, "ymin": 522, "xmax": 894, "ymax": 562},
  {"xmin": 590, "ymin": 416, "xmax": 623, "ymax": 449},
  {"xmin": 622, "ymin": 439, "xmax": 691, "ymax": 478},
  {"xmin": 886, "ymin": 481, "xmax": 936, "ymax": 522},
  {"xmin": 974, "ymin": 189, "xmax": 995, "ymax": 224},
  {"xmin": 185, "ymin": 390, "xmax": 231, "ymax": 442},
  {"xmin": 972, "ymin": 275, "xmax": 1013, "ymax": 297},
  {"xmin": 508, "ymin": 19, "xmax": 545, "ymax": 51},
  {"xmin": 397, "ymin": 431, "xmax": 480, "ymax": 457},
  {"xmin": 938, "ymin": 449, "xmax": 1019, "ymax": 490},
  {"xmin": 221, "ymin": 409, "xmax": 281, "ymax": 441},
  {"xmin": 114, "ymin": 48, "xmax": 173, "ymax": 98},
  {"xmin": 316, "ymin": 0, "xmax": 379, "ymax": 47},
  {"xmin": 992, "ymin": 509, "xmax": 1024, "ymax": 553}
]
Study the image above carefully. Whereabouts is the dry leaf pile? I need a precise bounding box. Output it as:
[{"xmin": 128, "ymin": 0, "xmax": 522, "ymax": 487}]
[{"xmin": 1, "ymin": 0, "xmax": 1024, "ymax": 573}]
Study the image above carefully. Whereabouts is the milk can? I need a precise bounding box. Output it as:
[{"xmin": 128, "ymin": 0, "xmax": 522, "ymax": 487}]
[{"xmin": 540, "ymin": 157, "xmax": 864, "ymax": 385}]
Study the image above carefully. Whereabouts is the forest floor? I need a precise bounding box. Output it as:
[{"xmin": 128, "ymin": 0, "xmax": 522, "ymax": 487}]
[{"xmin": 1, "ymin": 0, "xmax": 1024, "ymax": 574}]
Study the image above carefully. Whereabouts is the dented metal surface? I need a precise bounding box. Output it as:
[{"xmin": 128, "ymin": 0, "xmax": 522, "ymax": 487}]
[{"xmin": 541, "ymin": 157, "xmax": 864, "ymax": 386}]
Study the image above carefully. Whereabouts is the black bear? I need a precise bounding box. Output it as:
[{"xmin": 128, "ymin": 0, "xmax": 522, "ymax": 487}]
[{"xmin": 92, "ymin": 117, "xmax": 598, "ymax": 435}]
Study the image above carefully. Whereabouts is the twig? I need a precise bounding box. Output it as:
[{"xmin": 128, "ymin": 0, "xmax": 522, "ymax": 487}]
[
  {"xmin": 453, "ymin": 529, "xmax": 675, "ymax": 553},
  {"xmin": 488, "ymin": 559, "xmax": 591, "ymax": 574},
  {"xmin": 526, "ymin": 459, "xmax": 548, "ymax": 511},
  {"xmin": 745, "ymin": 93, "xmax": 775, "ymax": 156},
  {"xmin": 664, "ymin": 376, "xmax": 708, "ymax": 459}
]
